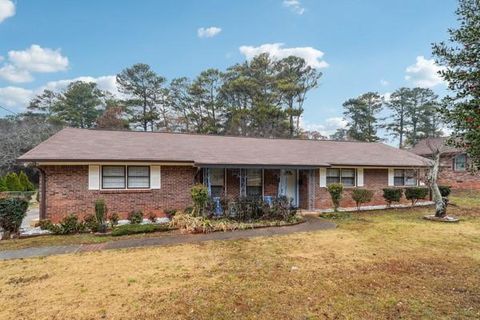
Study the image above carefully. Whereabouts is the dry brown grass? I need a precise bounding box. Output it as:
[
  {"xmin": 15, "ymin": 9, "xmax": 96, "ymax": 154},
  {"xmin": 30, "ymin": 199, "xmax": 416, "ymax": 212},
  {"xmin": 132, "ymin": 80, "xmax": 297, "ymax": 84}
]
[{"xmin": 0, "ymin": 192, "xmax": 479, "ymax": 319}]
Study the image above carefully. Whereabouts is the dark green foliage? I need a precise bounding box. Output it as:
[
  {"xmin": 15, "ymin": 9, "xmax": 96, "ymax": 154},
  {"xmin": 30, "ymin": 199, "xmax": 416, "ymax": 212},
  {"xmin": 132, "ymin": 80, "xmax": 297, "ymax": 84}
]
[
  {"xmin": 351, "ymin": 188, "xmax": 374, "ymax": 211},
  {"xmin": 5, "ymin": 173, "xmax": 23, "ymax": 191},
  {"xmin": 83, "ymin": 214, "xmax": 100, "ymax": 232},
  {"xmin": 58, "ymin": 214, "xmax": 84, "ymax": 234},
  {"xmin": 438, "ymin": 185, "xmax": 452, "ymax": 198},
  {"xmin": 343, "ymin": 92, "xmax": 383, "ymax": 142},
  {"xmin": 191, "ymin": 184, "xmax": 209, "ymax": 216},
  {"xmin": 382, "ymin": 188, "xmax": 403, "ymax": 207},
  {"xmin": 18, "ymin": 171, "xmax": 35, "ymax": 191},
  {"xmin": 164, "ymin": 209, "xmax": 177, "ymax": 217},
  {"xmin": 0, "ymin": 198, "xmax": 29, "ymax": 237},
  {"xmin": 405, "ymin": 187, "xmax": 429, "ymax": 206},
  {"xmin": 108, "ymin": 213, "xmax": 119, "ymax": 227},
  {"xmin": 38, "ymin": 219, "xmax": 59, "ymax": 233},
  {"xmin": 432, "ymin": 0, "xmax": 480, "ymax": 169},
  {"xmin": 0, "ymin": 177, "xmax": 7, "ymax": 192},
  {"xmin": 327, "ymin": 183, "xmax": 344, "ymax": 212},
  {"xmin": 111, "ymin": 223, "xmax": 170, "ymax": 237},
  {"xmin": 128, "ymin": 210, "xmax": 144, "ymax": 224},
  {"xmin": 94, "ymin": 199, "xmax": 107, "ymax": 225}
]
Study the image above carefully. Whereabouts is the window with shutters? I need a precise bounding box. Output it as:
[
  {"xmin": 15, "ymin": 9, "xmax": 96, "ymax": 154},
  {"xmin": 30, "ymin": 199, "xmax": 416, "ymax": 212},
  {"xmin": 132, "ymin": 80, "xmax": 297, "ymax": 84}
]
[
  {"xmin": 326, "ymin": 168, "xmax": 356, "ymax": 187},
  {"xmin": 102, "ymin": 165, "xmax": 150, "ymax": 189},
  {"xmin": 394, "ymin": 169, "xmax": 417, "ymax": 186}
]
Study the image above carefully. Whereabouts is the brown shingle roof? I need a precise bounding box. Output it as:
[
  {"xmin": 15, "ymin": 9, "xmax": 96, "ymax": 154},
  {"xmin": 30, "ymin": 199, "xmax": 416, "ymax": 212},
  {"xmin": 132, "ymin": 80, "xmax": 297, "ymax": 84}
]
[
  {"xmin": 18, "ymin": 128, "xmax": 431, "ymax": 167},
  {"xmin": 409, "ymin": 137, "xmax": 460, "ymax": 156}
]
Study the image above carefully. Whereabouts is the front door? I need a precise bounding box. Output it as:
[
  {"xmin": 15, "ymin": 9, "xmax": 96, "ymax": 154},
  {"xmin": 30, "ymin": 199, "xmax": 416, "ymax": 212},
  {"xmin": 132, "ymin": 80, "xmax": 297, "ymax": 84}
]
[{"xmin": 279, "ymin": 169, "xmax": 297, "ymax": 207}]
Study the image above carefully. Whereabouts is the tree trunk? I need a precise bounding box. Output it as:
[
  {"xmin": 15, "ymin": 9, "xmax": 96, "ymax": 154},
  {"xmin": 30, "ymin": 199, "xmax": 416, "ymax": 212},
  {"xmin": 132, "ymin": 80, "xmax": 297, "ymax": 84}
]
[{"xmin": 430, "ymin": 150, "xmax": 447, "ymax": 217}]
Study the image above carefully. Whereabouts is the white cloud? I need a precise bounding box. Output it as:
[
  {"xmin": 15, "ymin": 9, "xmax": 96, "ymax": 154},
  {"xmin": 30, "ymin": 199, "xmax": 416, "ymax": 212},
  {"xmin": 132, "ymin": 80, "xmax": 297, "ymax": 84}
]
[
  {"xmin": 0, "ymin": 0, "xmax": 15, "ymax": 23},
  {"xmin": 0, "ymin": 87, "xmax": 34, "ymax": 111},
  {"xmin": 0, "ymin": 75, "xmax": 119, "ymax": 113},
  {"xmin": 283, "ymin": 0, "xmax": 305, "ymax": 15},
  {"xmin": 301, "ymin": 116, "xmax": 347, "ymax": 137},
  {"xmin": 380, "ymin": 79, "xmax": 389, "ymax": 87},
  {"xmin": 405, "ymin": 56, "xmax": 445, "ymax": 88},
  {"xmin": 239, "ymin": 43, "xmax": 328, "ymax": 69},
  {"xmin": 0, "ymin": 64, "xmax": 33, "ymax": 83},
  {"xmin": 197, "ymin": 27, "xmax": 222, "ymax": 38},
  {"xmin": 0, "ymin": 45, "xmax": 69, "ymax": 83}
]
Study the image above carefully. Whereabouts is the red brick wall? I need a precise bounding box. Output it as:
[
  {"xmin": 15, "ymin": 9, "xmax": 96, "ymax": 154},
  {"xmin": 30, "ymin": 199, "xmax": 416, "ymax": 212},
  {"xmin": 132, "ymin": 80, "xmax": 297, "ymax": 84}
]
[
  {"xmin": 438, "ymin": 154, "xmax": 480, "ymax": 189},
  {"xmin": 314, "ymin": 168, "xmax": 412, "ymax": 210},
  {"xmin": 263, "ymin": 169, "xmax": 279, "ymax": 197},
  {"xmin": 42, "ymin": 165, "xmax": 196, "ymax": 222}
]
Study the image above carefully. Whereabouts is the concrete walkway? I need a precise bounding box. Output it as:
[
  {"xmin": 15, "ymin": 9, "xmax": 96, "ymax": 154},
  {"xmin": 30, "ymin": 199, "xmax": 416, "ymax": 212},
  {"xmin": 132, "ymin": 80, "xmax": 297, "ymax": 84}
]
[{"xmin": 0, "ymin": 216, "xmax": 335, "ymax": 260}]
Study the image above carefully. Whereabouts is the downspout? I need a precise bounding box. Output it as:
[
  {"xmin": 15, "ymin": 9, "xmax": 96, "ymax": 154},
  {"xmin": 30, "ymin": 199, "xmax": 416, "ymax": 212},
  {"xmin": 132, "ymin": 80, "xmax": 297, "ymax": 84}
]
[{"xmin": 38, "ymin": 167, "xmax": 47, "ymax": 220}]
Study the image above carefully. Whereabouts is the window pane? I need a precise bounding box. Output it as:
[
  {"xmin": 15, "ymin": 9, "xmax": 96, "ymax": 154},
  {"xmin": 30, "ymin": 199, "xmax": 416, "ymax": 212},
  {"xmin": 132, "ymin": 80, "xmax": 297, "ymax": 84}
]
[
  {"xmin": 326, "ymin": 177, "xmax": 340, "ymax": 184},
  {"xmin": 247, "ymin": 169, "xmax": 262, "ymax": 186},
  {"xmin": 455, "ymin": 154, "xmax": 467, "ymax": 171},
  {"xmin": 103, "ymin": 166, "xmax": 124, "ymax": 177},
  {"xmin": 211, "ymin": 186, "xmax": 224, "ymax": 198},
  {"xmin": 127, "ymin": 176, "xmax": 149, "ymax": 188},
  {"xmin": 405, "ymin": 169, "xmax": 417, "ymax": 186},
  {"xmin": 394, "ymin": 169, "xmax": 405, "ymax": 178},
  {"xmin": 210, "ymin": 168, "xmax": 224, "ymax": 186},
  {"xmin": 128, "ymin": 166, "xmax": 149, "ymax": 177},
  {"xmin": 342, "ymin": 177, "xmax": 355, "ymax": 186},
  {"xmin": 341, "ymin": 169, "xmax": 355, "ymax": 178},
  {"xmin": 394, "ymin": 177, "xmax": 404, "ymax": 186},
  {"xmin": 103, "ymin": 176, "xmax": 125, "ymax": 189},
  {"xmin": 327, "ymin": 168, "xmax": 340, "ymax": 177}
]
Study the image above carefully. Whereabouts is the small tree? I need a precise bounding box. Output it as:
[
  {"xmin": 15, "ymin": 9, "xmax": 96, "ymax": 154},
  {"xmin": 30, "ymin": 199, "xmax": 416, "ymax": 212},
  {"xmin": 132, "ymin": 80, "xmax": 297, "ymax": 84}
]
[
  {"xmin": 191, "ymin": 184, "xmax": 209, "ymax": 216},
  {"xmin": 382, "ymin": 188, "xmax": 403, "ymax": 208},
  {"xmin": 327, "ymin": 183, "xmax": 344, "ymax": 212},
  {"xmin": 0, "ymin": 177, "xmax": 7, "ymax": 192},
  {"xmin": 351, "ymin": 188, "xmax": 374, "ymax": 211},
  {"xmin": 18, "ymin": 171, "xmax": 34, "ymax": 191},
  {"xmin": 405, "ymin": 187, "xmax": 429, "ymax": 207},
  {"xmin": 0, "ymin": 198, "xmax": 29, "ymax": 239},
  {"xmin": 94, "ymin": 198, "xmax": 107, "ymax": 232},
  {"xmin": 5, "ymin": 172, "xmax": 23, "ymax": 191}
]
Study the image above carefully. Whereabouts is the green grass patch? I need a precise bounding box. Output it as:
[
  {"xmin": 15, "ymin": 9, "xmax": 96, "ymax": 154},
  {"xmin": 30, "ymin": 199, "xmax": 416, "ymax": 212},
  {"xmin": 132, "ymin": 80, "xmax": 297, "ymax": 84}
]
[{"xmin": 111, "ymin": 223, "xmax": 171, "ymax": 236}]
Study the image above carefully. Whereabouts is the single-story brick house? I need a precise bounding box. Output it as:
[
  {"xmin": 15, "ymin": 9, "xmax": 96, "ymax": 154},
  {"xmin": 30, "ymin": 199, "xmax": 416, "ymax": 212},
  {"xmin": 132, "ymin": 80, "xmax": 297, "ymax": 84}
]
[
  {"xmin": 409, "ymin": 137, "xmax": 480, "ymax": 189},
  {"xmin": 18, "ymin": 128, "xmax": 431, "ymax": 222}
]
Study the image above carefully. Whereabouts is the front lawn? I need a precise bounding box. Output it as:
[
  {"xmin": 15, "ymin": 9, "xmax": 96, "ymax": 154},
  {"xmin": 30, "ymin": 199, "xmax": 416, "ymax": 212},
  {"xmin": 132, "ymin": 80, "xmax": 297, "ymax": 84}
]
[{"xmin": 0, "ymin": 191, "xmax": 479, "ymax": 319}]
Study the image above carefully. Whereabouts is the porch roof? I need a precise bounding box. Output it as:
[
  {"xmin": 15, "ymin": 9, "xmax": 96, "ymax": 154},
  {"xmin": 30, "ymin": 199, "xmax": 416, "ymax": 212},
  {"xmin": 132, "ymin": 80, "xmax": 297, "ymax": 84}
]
[{"xmin": 18, "ymin": 128, "xmax": 431, "ymax": 167}]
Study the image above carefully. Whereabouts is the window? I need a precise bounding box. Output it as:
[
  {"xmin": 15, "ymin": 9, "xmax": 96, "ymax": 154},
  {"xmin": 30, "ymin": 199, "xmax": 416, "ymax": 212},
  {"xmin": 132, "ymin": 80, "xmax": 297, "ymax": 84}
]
[
  {"xmin": 102, "ymin": 165, "xmax": 150, "ymax": 189},
  {"xmin": 210, "ymin": 168, "xmax": 224, "ymax": 197},
  {"xmin": 454, "ymin": 154, "xmax": 467, "ymax": 171},
  {"xmin": 246, "ymin": 169, "xmax": 262, "ymax": 197},
  {"xmin": 326, "ymin": 168, "xmax": 356, "ymax": 186},
  {"xmin": 102, "ymin": 166, "xmax": 125, "ymax": 189},
  {"xmin": 127, "ymin": 166, "xmax": 150, "ymax": 188},
  {"xmin": 394, "ymin": 169, "xmax": 417, "ymax": 186}
]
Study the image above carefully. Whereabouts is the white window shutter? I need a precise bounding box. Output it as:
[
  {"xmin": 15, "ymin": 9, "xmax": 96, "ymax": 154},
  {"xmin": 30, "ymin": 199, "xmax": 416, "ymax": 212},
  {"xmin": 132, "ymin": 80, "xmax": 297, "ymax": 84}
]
[
  {"xmin": 150, "ymin": 166, "xmax": 161, "ymax": 189},
  {"xmin": 388, "ymin": 168, "xmax": 394, "ymax": 186},
  {"xmin": 88, "ymin": 165, "xmax": 100, "ymax": 190},
  {"xmin": 319, "ymin": 168, "xmax": 327, "ymax": 187},
  {"xmin": 357, "ymin": 168, "xmax": 364, "ymax": 187}
]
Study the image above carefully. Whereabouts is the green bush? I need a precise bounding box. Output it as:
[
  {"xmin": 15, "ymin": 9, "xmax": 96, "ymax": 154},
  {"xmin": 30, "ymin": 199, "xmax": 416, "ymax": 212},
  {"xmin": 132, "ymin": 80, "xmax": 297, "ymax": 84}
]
[
  {"xmin": 164, "ymin": 209, "xmax": 177, "ymax": 217},
  {"xmin": 108, "ymin": 213, "xmax": 119, "ymax": 227},
  {"xmin": 18, "ymin": 171, "xmax": 34, "ymax": 191},
  {"xmin": 405, "ymin": 187, "xmax": 429, "ymax": 206},
  {"xmin": 38, "ymin": 219, "xmax": 61, "ymax": 234},
  {"xmin": 94, "ymin": 199, "xmax": 107, "ymax": 224},
  {"xmin": 83, "ymin": 214, "xmax": 100, "ymax": 232},
  {"xmin": 0, "ymin": 198, "xmax": 29, "ymax": 239},
  {"xmin": 382, "ymin": 188, "xmax": 403, "ymax": 207},
  {"xmin": 128, "ymin": 210, "xmax": 143, "ymax": 224},
  {"xmin": 111, "ymin": 223, "xmax": 170, "ymax": 237},
  {"xmin": 59, "ymin": 214, "xmax": 83, "ymax": 234},
  {"xmin": 351, "ymin": 188, "xmax": 374, "ymax": 211},
  {"xmin": 327, "ymin": 183, "xmax": 344, "ymax": 212},
  {"xmin": 5, "ymin": 173, "xmax": 23, "ymax": 191},
  {"xmin": 438, "ymin": 185, "xmax": 451, "ymax": 198},
  {"xmin": 191, "ymin": 184, "xmax": 209, "ymax": 216},
  {"xmin": 0, "ymin": 177, "xmax": 7, "ymax": 192}
]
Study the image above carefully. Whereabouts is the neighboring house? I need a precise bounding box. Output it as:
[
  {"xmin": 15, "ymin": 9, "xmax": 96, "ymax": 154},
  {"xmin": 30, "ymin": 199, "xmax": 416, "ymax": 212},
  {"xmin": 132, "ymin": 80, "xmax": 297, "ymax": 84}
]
[
  {"xmin": 409, "ymin": 137, "xmax": 479, "ymax": 189},
  {"xmin": 18, "ymin": 128, "xmax": 430, "ymax": 222}
]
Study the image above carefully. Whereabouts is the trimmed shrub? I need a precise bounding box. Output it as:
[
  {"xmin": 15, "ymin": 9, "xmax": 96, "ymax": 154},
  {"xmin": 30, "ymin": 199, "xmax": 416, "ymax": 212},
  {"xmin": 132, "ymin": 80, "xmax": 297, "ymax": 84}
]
[
  {"xmin": 382, "ymin": 188, "xmax": 403, "ymax": 207},
  {"xmin": 83, "ymin": 214, "xmax": 100, "ymax": 232},
  {"xmin": 111, "ymin": 223, "xmax": 170, "ymax": 237},
  {"xmin": 128, "ymin": 210, "xmax": 143, "ymax": 224},
  {"xmin": 59, "ymin": 214, "xmax": 83, "ymax": 234},
  {"xmin": 191, "ymin": 184, "xmax": 209, "ymax": 216},
  {"xmin": 18, "ymin": 171, "xmax": 34, "ymax": 191},
  {"xmin": 327, "ymin": 183, "xmax": 344, "ymax": 212},
  {"xmin": 438, "ymin": 185, "xmax": 451, "ymax": 198},
  {"xmin": 0, "ymin": 198, "xmax": 29, "ymax": 239},
  {"xmin": 0, "ymin": 177, "xmax": 7, "ymax": 192},
  {"xmin": 94, "ymin": 199, "xmax": 107, "ymax": 232},
  {"xmin": 405, "ymin": 187, "xmax": 429, "ymax": 206},
  {"xmin": 108, "ymin": 213, "xmax": 119, "ymax": 227},
  {"xmin": 5, "ymin": 173, "xmax": 23, "ymax": 191},
  {"xmin": 351, "ymin": 188, "xmax": 374, "ymax": 211}
]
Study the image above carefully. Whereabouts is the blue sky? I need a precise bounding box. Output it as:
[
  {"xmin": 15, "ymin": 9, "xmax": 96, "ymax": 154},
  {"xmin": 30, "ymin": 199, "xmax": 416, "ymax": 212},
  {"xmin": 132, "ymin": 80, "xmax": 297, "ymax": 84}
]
[{"xmin": 0, "ymin": 0, "xmax": 457, "ymax": 138}]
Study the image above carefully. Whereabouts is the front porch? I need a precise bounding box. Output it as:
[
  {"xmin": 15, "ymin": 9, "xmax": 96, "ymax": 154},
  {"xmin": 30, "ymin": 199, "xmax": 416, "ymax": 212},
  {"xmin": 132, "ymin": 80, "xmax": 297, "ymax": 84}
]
[{"xmin": 199, "ymin": 168, "xmax": 318, "ymax": 210}]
